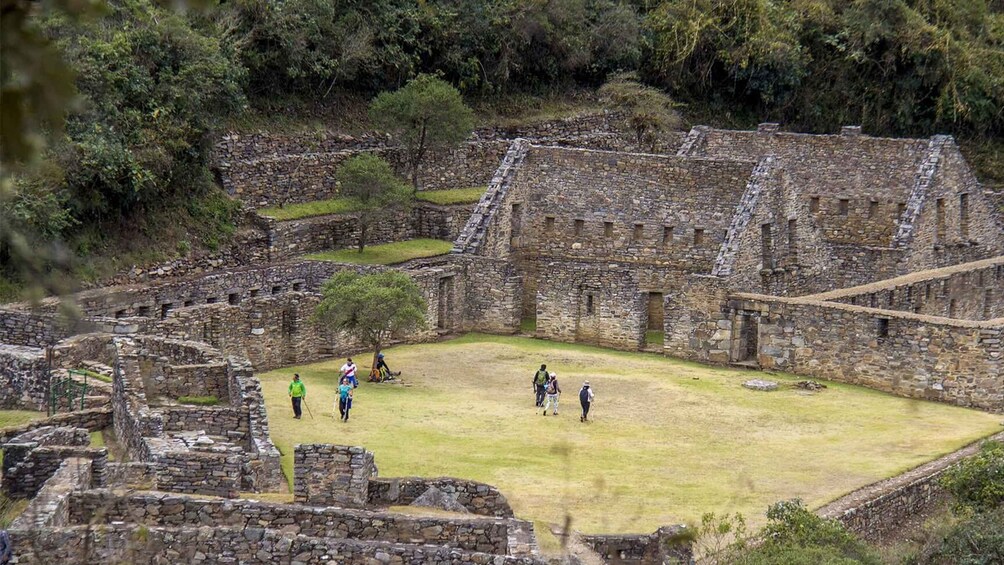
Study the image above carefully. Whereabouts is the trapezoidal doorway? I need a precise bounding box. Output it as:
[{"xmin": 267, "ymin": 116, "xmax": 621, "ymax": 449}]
[{"xmin": 730, "ymin": 313, "xmax": 759, "ymax": 365}]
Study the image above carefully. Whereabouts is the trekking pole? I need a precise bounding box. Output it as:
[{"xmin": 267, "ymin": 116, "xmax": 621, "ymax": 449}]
[{"xmin": 302, "ymin": 398, "xmax": 314, "ymax": 420}]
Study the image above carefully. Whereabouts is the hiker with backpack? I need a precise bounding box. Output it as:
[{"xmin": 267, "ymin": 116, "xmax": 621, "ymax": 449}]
[
  {"xmin": 579, "ymin": 381, "xmax": 594, "ymax": 422},
  {"xmin": 532, "ymin": 364, "xmax": 549, "ymax": 407},
  {"xmin": 542, "ymin": 372, "xmax": 561, "ymax": 416}
]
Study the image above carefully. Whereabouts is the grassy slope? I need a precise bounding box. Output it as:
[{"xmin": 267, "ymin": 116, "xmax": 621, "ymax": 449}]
[
  {"xmin": 0, "ymin": 410, "xmax": 46, "ymax": 428},
  {"xmin": 305, "ymin": 239, "xmax": 453, "ymax": 265},
  {"xmin": 258, "ymin": 188, "xmax": 484, "ymax": 222},
  {"xmin": 258, "ymin": 334, "xmax": 1001, "ymax": 537}
]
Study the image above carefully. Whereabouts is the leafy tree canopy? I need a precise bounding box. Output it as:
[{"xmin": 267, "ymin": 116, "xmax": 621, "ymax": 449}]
[
  {"xmin": 313, "ymin": 270, "xmax": 428, "ymax": 359},
  {"xmin": 369, "ymin": 74, "xmax": 475, "ymax": 190},
  {"xmin": 335, "ymin": 154, "xmax": 413, "ymax": 252},
  {"xmin": 940, "ymin": 440, "xmax": 1004, "ymax": 514},
  {"xmin": 598, "ymin": 72, "xmax": 681, "ymax": 150}
]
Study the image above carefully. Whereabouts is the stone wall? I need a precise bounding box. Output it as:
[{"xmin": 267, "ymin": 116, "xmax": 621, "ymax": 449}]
[
  {"xmin": 817, "ymin": 432, "xmax": 1004, "ymax": 542},
  {"xmin": 2, "ymin": 425, "xmax": 107, "ymax": 499},
  {"xmin": 811, "ymin": 256, "xmax": 1004, "ymax": 320},
  {"xmin": 535, "ymin": 261, "xmax": 644, "ymax": 350},
  {"xmin": 0, "ymin": 310, "xmax": 73, "ymax": 348},
  {"xmin": 368, "ymin": 477, "xmax": 514, "ymax": 518},
  {"xmin": 0, "ymin": 407, "xmax": 111, "ymax": 444},
  {"xmin": 11, "ymin": 524, "xmax": 545, "ymax": 565},
  {"xmin": 897, "ymin": 141, "xmax": 1004, "ymax": 272},
  {"xmin": 160, "ymin": 405, "xmax": 245, "ymax": 436},
  {"xmin": 580, "ymin": 525, "xmax": 693, "ymax": 565},
  {"xmin": 152, "ymin": 448, "xmax": 242, "ymax": 498},
  {"xmin": 294, "ymin": 444, "xmax": 376, "ymax": 508},
  {"xmin": 0, "ymin": 345, "xmax": 48, "ymax": 409},
  {"xmin": 68, "ymin": 491, "xmax": 515, "ymax": 555},
  {"xmin": 226, "ymin": 356, "xmax": 284, "ymax": 491},
  {"xmin": 264, "ymin": 203, "xmax": 473, "ymax": 259},
  {"xmin": 727, "ymin": 294, "xmax": 1004, "ymax": 411},
  {"xmin": 10, "ymin": 457, "xmax": 93, "ymax": 530},
  {"xmin": 219, "ymin": 140, "xmax": 506, "ymax": 208}
]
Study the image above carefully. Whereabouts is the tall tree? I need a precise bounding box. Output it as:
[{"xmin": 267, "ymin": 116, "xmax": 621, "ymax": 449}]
[
  {"xmin": 314, "ymin": 270, "xmax": 428, "ymax": 374},
  {"xmin": 336, "ymin": 154, "xmax": 413, "ymax": 253},
  {"xmin": 369, "ymin": 74, "xmax": 475, "ymax": 191}
]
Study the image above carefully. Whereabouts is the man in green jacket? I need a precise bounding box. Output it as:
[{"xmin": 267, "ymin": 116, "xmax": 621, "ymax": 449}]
[{"xmin": 289, "ymin": 373, "xmax": 306, "ymax": 419}]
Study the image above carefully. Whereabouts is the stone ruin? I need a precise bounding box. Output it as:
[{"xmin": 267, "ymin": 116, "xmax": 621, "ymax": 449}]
[{"xmin": 1, "ymin": 113, "xmax": 1003, "ymax": 562}]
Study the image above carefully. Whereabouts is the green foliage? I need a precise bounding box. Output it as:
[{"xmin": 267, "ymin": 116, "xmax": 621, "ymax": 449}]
[
  {"xmin": 335, "ymin": 154, "xmax": 413, "ymax": 251},
  {"xmin": 940, "ymin": 440, "xmax": 1004, "ymax": 514},
  {"xmin": 369, "ymin": 74, "xmax": 475, "ymax": 190},
  {"xmin": 305, "ymin": 239, "xmax": 453, "ymax": 265},
  {"xmin": 177, "ymin": 395, "xmax": 220, "ymax": 406},
  {"xmin": 926, "ymin": 506, "xmax": 1004, "ymax": 565},
  {"xmin": 313, "ymin": 270, "xmax": 428, "ymax": 354},
  {"xmin": 599, "ymin": 73, "xmax": 680, "ymax": 150},
  {"xmin": 698, "ymin": 501, "xmax": 881, "ymax": 565}
]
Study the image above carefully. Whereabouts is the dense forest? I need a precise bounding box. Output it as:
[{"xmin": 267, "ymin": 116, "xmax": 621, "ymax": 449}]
[{"xmin": 2, "ymin": 0, "xmax": 1003, "ymax": 296}]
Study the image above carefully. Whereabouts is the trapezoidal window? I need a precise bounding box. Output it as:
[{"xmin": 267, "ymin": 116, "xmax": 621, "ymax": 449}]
[
  {"xmin": 935, "ymin": 198, "xmax": 946, "ymax": 242},
  {"xmin": 632, "ymin": 224, "xmax": 644, "ymax": 241},
  {"xmin": 604, "ymin": 222, "xmax": 614, "ymax": 237},
  {"xmin": 877, "ymin": 318, "xmax": 889, "ymax": 339},
  {"xmin": 838, "ymin": 199, "xmax": 849, "ymax": 215},
  {"xmin": 761, "ymin": 223, "xmax": 773, "ymax": 268},
  {"xmin": 662, "ymin": 226, "xmax": 674, "ymax": 245},
  {"xmin": 809, "ymin": 196, "xmax": 820, "ymax": 213},
  {"xmin": 585, "ymin": 293, "xmax": 595, "ymax": 315},
  {"xmin": 544, "ymin": 216, "xmax": 555, "ymax": 233},
  {"xmin": 574, "ymin": 219, "xmax": 584, "ymax": 237},
  {"xmin": 228, "ymin": 293, "xmax": 240, "ymax": 305},
  {"xmin": 868, "ymin": 200, "xmax": 878, "ymax": 218},
  {"xmin": 693, "ymin": 229, "xmax": 704, "ymax": 245}
]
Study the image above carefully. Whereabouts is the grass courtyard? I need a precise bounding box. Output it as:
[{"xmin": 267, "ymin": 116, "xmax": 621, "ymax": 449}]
[{"xmin": 258, "ymin": 334, "xmax": 1002, "ymax": 537}]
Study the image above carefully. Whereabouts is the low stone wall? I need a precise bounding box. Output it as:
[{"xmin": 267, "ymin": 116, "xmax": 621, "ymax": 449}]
[
  {"xmin": 265, "ymin": 203, "xmax": 474, "ymax": 258},
  {"xmin": 11, "ymin": 458, "xmax": 93, "ymax": 529},
  {"xmin": 11, "ymin": 524, "xmax": 545, "ymax": 565},
  {"xmin": 151, "ymin": 362, "xmax": 229, "ymax": 401},
  {"xmin": 369, "ymin": 477, "xmax": 514, "ymax": 518},
  {"xmin": 69, "ymin": 491, "xmax": 514, "ymax": 555},
  {"xmin": 152, "ymin": 448, "xmax": 242, "ymax": 498},
  {"xmin": 2, "ymin": 444, "xmax": 107, "ymax": 499},
  {"xmin": 0, "ymin": 407, "xmax": 111, "ymax": 444},
  {"xmin": 226, "ymin": 356, "xmax": 284, "ymax": 491},
  {"xmin": 818, "ymin": 431, "xmax": 1004, "ymax": 541},
  {"xmin": 0, "ymin": 344, "xmax": 48, "ymax": 410},
  {"xmin": 580, "ymin": 525, "xmax": 693, "ymax": 564},
  {"xmin": 160, "ymin": 405, "xmax": 245, "ymax": 437},
  {"xmin": 294, "ymin": 444, "xmax": 376, "ymax": 508}
]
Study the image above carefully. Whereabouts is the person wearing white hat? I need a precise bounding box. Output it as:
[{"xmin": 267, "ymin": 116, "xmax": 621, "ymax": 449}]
[{"xmin": 579, "ymin": 381, "xmax": 594, "ymax": 422}]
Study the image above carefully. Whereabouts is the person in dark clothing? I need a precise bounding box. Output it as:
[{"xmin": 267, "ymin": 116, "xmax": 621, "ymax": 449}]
[
  {"xmin": 0, "ymin": 529, "xmax": 12, "ymax": 565},
  {"xmin": 532, "ymin": 364, "xmax": 549, "ymax": 407},
  {"xmin": 288, "ymin": 374, "xmax": 306, "ymax": 419},
  {"xmin": 579, "ymin": 381, "xmax": 594, "ymax": 422}
]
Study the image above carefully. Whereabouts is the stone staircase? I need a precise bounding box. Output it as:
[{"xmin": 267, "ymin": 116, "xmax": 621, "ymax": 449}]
[
  {"xmin": 892, "ymin": 134, "xmax": 953, "ymax": 248},
  {"xmin": 452, "ymin": 138, "xmax": 530, "ymax": 255}
]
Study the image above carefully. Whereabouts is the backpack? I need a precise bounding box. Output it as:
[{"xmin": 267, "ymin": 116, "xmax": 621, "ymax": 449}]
[{"xmin": 546, "ymin": 380, "xmax": 557, "ymax": 394}]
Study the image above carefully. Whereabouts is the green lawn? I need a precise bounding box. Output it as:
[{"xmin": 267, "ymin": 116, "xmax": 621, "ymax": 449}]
[
  {"xmin": 0, "ymin": 409, "xmax": 45, "ymax": 429},
  {"xmin": 257, "ymin": 188, "xmax": 483, "ymax": 221},
  {"xmin": 258, "ymin": 197, "xmax": 364, "ymax": 221},
  {"xmin": 416, "ymin": 187, "xmax": 486, "ymax": 206},
  {"xmin": 258, "ymin": 334, "xmax": 1002, "ymax": 538},
  {"xmin": 305, "ymin": 239, "xmax": 453, "ymax": 265}
]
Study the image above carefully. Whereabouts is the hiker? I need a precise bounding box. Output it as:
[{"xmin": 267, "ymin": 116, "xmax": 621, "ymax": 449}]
[
  {"xmin": 374, "ymin": 352, "xmax": 398, "ymax": 380},
  {"xmin": 579, "ymin": 381, "xmax": 594, "ymax": 422},
  {"xmin": 288, "ymin": 374, "xmax": 306, "ymax": 419},
  {"xmin": 340, "ymin": 358, "xmax": 358, "ymax": 388},
  {"xmin": 337, "ymin": 376, "xmax": 354, "ymax": 422},
  {"xmin": 532, "ymin": 364, "xmax": 549, "ymax": 407},
  {"xmin": 542, "ymin": 372, "xmax": 561, "ymax": 416}
]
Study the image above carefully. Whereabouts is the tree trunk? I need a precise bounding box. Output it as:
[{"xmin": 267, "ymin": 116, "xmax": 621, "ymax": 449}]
[
  {"xmin": 358, "ymin": 222, "xmax": 366, "ymax": 253},
  {"xmin": 411, "ymin": 122, "xmax": 428, "ymax": 194}
]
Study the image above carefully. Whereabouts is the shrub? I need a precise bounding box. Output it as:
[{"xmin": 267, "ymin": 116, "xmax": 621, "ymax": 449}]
[{"xmin": 940, "ymin": 440, "xmax": 1004, "ymax": 514}]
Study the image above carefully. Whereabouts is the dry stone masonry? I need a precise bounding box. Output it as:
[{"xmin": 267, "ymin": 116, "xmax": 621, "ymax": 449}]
[{"xmin": 2, "ymin": 116, "xmax": 1003, "ymax": 563}]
